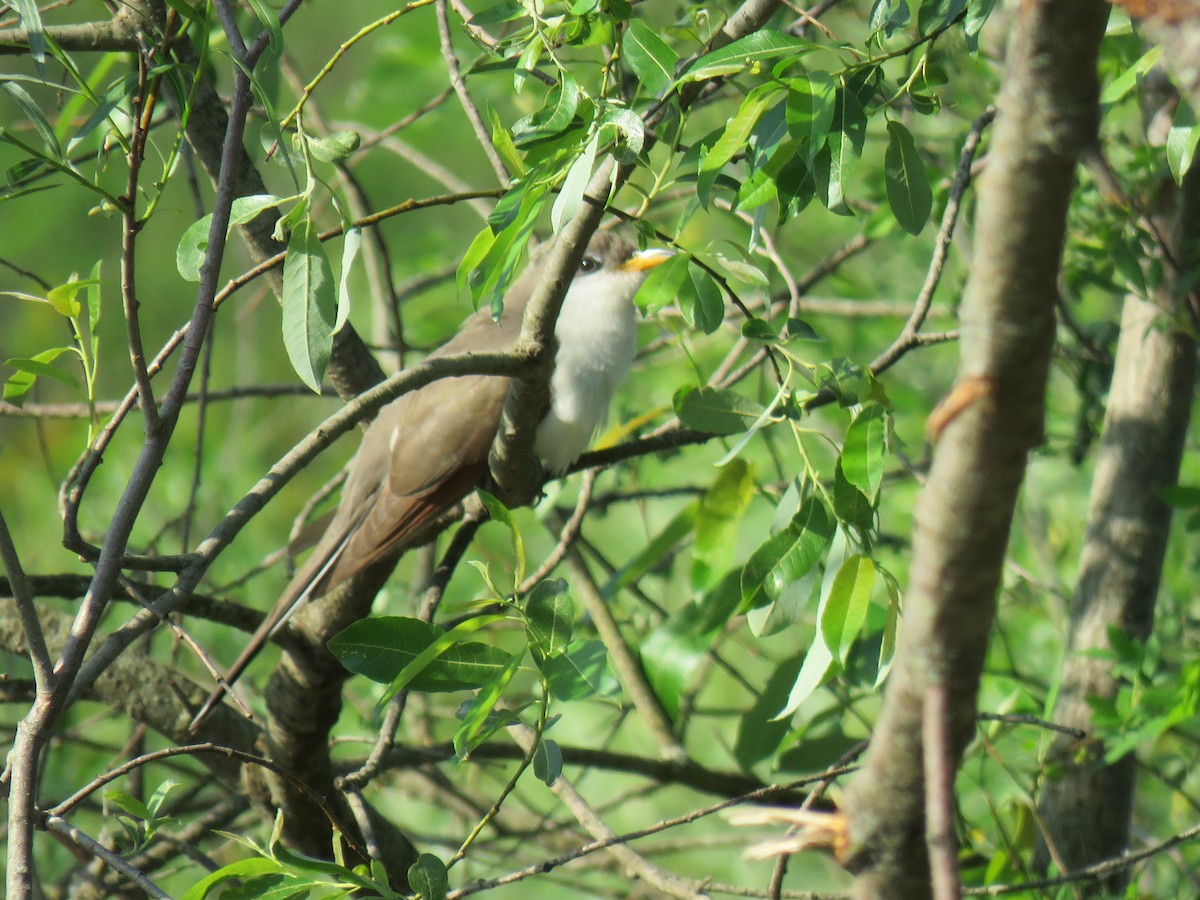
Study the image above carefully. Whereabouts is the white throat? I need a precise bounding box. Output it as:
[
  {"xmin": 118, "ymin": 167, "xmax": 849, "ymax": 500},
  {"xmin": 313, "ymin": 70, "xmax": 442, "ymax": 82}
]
[{"xmin": 533, "ymin": 266, "xmax": 642, "ymax": 473}]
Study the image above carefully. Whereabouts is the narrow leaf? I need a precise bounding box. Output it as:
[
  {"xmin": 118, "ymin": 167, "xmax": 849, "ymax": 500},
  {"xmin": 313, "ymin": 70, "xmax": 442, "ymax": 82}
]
[
  {"xmin": 623, "ymin": 18, "xmax": 678, "ymax": 96},
  {"xmin": 884, "ymin": 120, "xmax": 932, "ymax": 234},
  {"xmin": 680, "ymin": 31, "xmax": 810, "ymax": 83},
  {"xmin": 700, "ymin": 84, "xmax": 782, "ymax": 173},
  {"xmin": 550, "ymin": 133, "xmax": 598, "ymax": 233},
  {"xmin": 526, "ymin": 578, "xmax": 574, "ymax": 657},
  {"xmin": 281, "ymin": 217, "xmax": 337, "ymax": 392},
  {"xmin": 839, "ymin": 403, "xmax": 887, "ymax": 500},
  {"xmin": 335, "ymin": 227, "xmax": 362, "ymax": 332},
  {"xmin": 819, "ymin": 554, "xmax": 876, "ymax": 663}
]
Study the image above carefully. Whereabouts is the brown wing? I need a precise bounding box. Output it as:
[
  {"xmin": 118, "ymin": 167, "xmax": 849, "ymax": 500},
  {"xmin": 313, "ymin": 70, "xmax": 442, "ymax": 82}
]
[
  {"xmin": 316, "ymin": 370, "xmax": 513, "ymax": 589},
  {"xmin": 189, "ymin": 280, "xmax": 531, "ymax": 731}
]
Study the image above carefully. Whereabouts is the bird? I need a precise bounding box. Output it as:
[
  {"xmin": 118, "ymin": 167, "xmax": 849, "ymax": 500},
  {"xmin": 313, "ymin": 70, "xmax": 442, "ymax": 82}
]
[{"xmin": 190, "ymin": 231, "xmax": 671, "ymax": 730}]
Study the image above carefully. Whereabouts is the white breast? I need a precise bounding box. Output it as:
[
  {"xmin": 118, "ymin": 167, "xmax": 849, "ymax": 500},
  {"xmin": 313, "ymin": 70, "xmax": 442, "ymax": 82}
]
[{"xmin": 534, "ymin": 267, "xmax": 641, "ymax": 473}]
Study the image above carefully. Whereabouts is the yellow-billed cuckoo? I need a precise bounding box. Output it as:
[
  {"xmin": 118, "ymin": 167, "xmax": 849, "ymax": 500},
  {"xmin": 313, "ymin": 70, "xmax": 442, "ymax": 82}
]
[{"xmin": 191, "ymin": 232, "xmax": 670, "ymax": 728}]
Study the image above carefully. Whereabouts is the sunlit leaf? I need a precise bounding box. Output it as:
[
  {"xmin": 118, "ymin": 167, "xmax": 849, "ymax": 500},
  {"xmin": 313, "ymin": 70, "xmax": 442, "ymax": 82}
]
[
  {"xmin": 674, "ymin": 386, "xmax": 764, "ymax": 435},
  {"xmin": 680, "ymin": 31, "xmax": 811, "ymax": 83},
  {"xmin": 839, "ymin": 403, "xmax": 887, "ymax": 500},
  {"xmin": 281, "ymin": 216, "xmax": 336, "ymax": 392},
  {"xmin": 623, "ymin": 18, "xmax": 677, "ymax": 96},
  {"xmin": 819, "ymin": 554, "xmax": 876, "ymax": 663},
  {"xmin": 700, "ymin": 84, "xmax": 783, "ymax": 174},
  {"xmin": 550, "ymin": 132, "xmax": 598, "ymax": 233}
]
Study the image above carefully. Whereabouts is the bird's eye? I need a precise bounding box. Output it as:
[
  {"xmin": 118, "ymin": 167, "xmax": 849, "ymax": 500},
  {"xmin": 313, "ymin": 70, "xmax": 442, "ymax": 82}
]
[{"xmin": 578, "ymin": 256, "xmax": 600, "ymax": 274}]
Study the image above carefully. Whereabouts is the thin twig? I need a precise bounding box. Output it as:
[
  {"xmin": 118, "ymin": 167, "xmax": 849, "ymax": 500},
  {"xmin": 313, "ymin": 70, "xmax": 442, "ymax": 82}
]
[
  {"xmin": 43, "ymin": 816, "xmax": 171, "ymax": 899},
  {"xmin": 0, "ymin": 509, "xmax": 53, "ymax": 687},
  {"xmin": 437, "ymin": 0, "xmax": 510, "ymax": 186},
  {"xmin": 519, "ymin": 469, "xmax": 597, "ymax": 593}
]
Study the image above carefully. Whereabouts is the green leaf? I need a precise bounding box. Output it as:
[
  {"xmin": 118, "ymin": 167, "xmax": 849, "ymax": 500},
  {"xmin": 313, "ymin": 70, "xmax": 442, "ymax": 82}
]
[
  {"xmin": 470, "ymin": 0, "xmax": 527, "ymax": 26},
  {"xmin": 734, "ymin": 652, "xmax": 806, "ymax": 769},
  {"xmin": 329, "ymin": 615, "xmax": 512, "ymax": 694},
  {"xmin": 733, "ymin": 164, "xmax": 778, "ymax": 212},
  {"xmin": 68, "ymin": 76, "xmax": 134, "ymax": 155},
  {"xmin": 715, "ymin": 252, "xmax": 770, "ymax": 286},
  {"xmin": 785, "ymin": 71, "xmax": 836, "ymax": 160},
  {"xmin": 104, "ymin": 789, "xmax": 152, "ymax": 821},
  {"xmin": 917, "ymin": 0, "xmax": 966, "ymax": 35},
  {"xmin": 877, "ymin": 568, "xmax": 901, "ymax": 685},
  {"xmin": 700, "ymin": 84, "xmax": 783, "ymax": 174},
  {"xmin": 1101, "ymin": 46, "xmax": 1162, "ymax": 106},
  {"xmin": 785, "ymin": 318, "xmax": 821, "ymax": 341},
  {"xmin": 1161, "ymin": 485, "xmax": 1200, "ymax": 508},
  {"xmin": 814, "ymin": 87, "xmax": 866, "ymax": 213},
  {"xmin": 454, "ymin": 656, "xmax": 524, "ymax": 757},
  {"xmin": 514, "ymin": 31, "xmax": 544, "ymax": 93},
  {"xmin": 682, "ymin": 267, "xmax": 724, "ymax": 335},
  {"xmin": 4, "ymin": 349, "xmax": 81, "ymax": 406},
  {"xmin": 691, "ymin": 459, "xmax": 754, "ymax": 591},
  {"xmin": 741, "ymin": 319, "xmax": 778, "ymax": 342},
  {"xmin": 839, "ymin": 404, "xmax": 887, "ymax": 500},
  {"xmin": 542, "ymin": 639, "xmax": 613, "ymax": 701},
  {"xmin": 884, "ymin": 121, "xmax": 932, "ymax": 234},
  {"xmin": 673, "ymin": 386, "xmax": 765, "ymax": 435},
  {"xmin": 512, "ymin": 73, "xmax": 580, "ymax": 145},
  {"xmin": 740, "ymin": 496, "xmax": 833, "ymax": 609},
  {"xmin": 776, "ymin": 634, "xmax": 833, "ymax": 720},
  {"xmin": 177, "ymin": 195, "xmax": 286, "ymax": 282},
  {"xmin": 623, "ymin": 18, "xmax": 678, "ymax": 96},
  {"xmin": 47, "ymin": 277, "xmax": 99, "ymax": 318},
  {"xmin": 469, "ymin": 184, "xmax": 546, "ymax": 311},
  {"xmin": 10, "ymin": 0, "xmax": 46, "ymax": 64},
  {"xmin": 870, "ymin": 0, "xmax": 910, "ymax": 37},
  {"xmin": 680, "ymin": 31, "xmax": 811, "ymax": 83},
  {"xmin": 1167, "ymin": 104, "xmax": 1200, "ymax": 186},
  {"xmin": 488, "ymin": 105, "xmax": 527, "ymax": 176},
  {"xmin": 833, "ymin": 459, "xmax": 875, "ymax": 533},
  {"xmin": 526, "ymin": 578, "xmax": 574, "ymax": 657},
  {"xmin": 533, "ymin": 738, "xmax": 563, "ymax": 786},
  {"xmin": 819, "ymin": 555, "xmax": 876, "ymax": 663},
  {"xmin": 963, "ymin": 0, "xmax": 995, "ymax": 48},
  {"xmin": 409, "ymin": 853, "xmax": 449, "ymax": 900},
  {"xmin": 307, "ymin": 129, "xmax": 361, "ymax": 163},
  {"xmin": 0, "ymin": 80, "xmax": 59, "ymax": 159},
  {"xmin": 599, "ymin": 105, "xmax": 645, "ymax": 159},
  {"xmin": 479, "ymin": 490, "xmax": 525, "ymax": 588},
  {"xmin": 633, "ymin": 251, "xmax": 689, "ymax": 312},
  {"xmin": 550, "ymin": 132, "xmax": 598, "ymax": 233},
  {"xmin": 176, "ymin": 215, "xmax": 212, "ymax": 283},
  {"xmin": 335, "ymin": 227, "xmax": 362, "ymax": 332},
  {"xmin": 281, "ymin": 216, "xmax": 336, "ymax": 393}
]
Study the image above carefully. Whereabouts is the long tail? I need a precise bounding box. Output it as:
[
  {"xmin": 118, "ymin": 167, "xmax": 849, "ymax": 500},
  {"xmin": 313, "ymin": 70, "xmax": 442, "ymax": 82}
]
[{"xmin": 187, "ymin": 516, "xmax": 361, "ymax": 732}]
